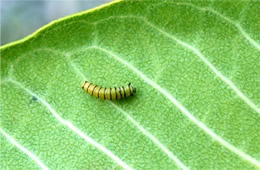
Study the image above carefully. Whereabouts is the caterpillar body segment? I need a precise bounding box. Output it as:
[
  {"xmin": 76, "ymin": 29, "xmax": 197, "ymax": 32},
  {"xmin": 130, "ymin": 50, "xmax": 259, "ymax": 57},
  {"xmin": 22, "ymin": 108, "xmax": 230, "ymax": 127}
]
[{"xmin": 81, "ymin": 81, "xmax": 136, "ymax": 100}]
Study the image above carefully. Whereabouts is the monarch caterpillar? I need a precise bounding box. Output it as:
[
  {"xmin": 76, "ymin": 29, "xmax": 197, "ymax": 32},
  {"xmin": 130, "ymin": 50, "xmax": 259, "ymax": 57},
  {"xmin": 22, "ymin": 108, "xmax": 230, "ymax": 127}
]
[{"xmin": 81, "ymin": 81, "xmax": 136, "ymax": 100}]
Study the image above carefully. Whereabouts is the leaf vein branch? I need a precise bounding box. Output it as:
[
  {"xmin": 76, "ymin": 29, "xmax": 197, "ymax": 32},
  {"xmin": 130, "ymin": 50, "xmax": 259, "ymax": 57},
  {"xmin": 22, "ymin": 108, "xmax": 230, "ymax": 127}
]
[
  {"xmin": 151, "ymin": 1, "xmax": 260, "ymax": 51},
  {"xmin": 66, "ymin": 54, "xmax": 188, "ymax": 169},
  {"xmin": 0, "ymin": 128, "xmax": 49, "ymax": 170},
  {"xmin": 4, "ymin": 79, "xmax": 133, "ymax": 170},
  {"xmin": 93, "ymin": 15, "xmax": 259, "ymax": 113},
  {"xmin": 91, "ymin": 45, "xmax": 260, "ymax": 167}
]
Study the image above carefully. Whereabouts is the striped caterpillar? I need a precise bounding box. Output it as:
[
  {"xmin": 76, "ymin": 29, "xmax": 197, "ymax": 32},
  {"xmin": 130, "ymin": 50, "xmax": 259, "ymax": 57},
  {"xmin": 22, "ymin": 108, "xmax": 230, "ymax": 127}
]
[{"xmin": 81, "ymin": 81, "xmax": 136, "ymax": 100}]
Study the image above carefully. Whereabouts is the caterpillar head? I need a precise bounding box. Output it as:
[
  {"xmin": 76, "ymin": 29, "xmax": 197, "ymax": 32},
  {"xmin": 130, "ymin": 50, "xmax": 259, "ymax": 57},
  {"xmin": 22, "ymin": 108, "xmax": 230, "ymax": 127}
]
[
  {"xmin": 133, "ymin": 87, "xmax": 136, "ymax": 93},
  {"xmin": 128, "ymin": 83, "xmax": 136, "ymax": 95}
]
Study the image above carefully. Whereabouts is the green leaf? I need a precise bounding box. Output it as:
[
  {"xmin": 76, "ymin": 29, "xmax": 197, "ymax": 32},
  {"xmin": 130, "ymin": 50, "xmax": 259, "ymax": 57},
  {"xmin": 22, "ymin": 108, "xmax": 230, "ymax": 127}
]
[{"xmin": 1, "ymin": 0, "xmax": 259, "ymax": 169}]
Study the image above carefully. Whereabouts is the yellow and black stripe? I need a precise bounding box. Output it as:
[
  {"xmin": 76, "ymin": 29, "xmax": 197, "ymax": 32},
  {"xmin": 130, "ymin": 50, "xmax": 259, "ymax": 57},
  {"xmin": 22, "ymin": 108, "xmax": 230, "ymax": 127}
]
[{"xmin": 81, "ymin": 81, "xmax": 136, "ymax": 100}]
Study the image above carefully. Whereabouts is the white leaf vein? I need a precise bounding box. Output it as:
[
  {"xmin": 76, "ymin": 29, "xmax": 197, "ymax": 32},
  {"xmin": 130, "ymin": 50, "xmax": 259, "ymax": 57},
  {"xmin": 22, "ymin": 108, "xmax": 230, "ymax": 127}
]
[
  {"xmin": 66, "ymin": 55, "xmax": 188, "ymax": 169},
  {"xmin": 0, "ymin": 128, "xmax": 49, "ymax": 170},
  {"xmin": 93, "ymin": 15, "xmax": 259, "ymax": 113},
  {"xmin": 91, "ymin": 45, "xmax": 260, "ymax": 167},
  {"xmin": 5, "ymin": 79, "xmax": 132, "ymax": 170},
  {"xmin": 2, "ymin": 3, "xmax": 259, "ymax": 168},
  {"xmin": 153, "ymin": 2, "xmax": 260, "ymax": 51}
]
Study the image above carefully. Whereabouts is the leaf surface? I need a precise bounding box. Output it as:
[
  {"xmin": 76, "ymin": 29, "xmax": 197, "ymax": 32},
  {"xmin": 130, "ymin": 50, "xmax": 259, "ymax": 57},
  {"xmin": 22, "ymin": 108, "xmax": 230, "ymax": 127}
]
[{"xmin": 1, "ymin": 0, "xmax": 260, "ymax": 169}]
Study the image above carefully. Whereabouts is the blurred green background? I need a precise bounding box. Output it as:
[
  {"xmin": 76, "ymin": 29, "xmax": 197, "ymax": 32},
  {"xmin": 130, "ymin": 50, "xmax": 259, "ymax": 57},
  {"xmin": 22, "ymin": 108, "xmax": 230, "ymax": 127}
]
[{"xmin": 1, "ymin": 0, "xmax": 112, "ymax": 45}]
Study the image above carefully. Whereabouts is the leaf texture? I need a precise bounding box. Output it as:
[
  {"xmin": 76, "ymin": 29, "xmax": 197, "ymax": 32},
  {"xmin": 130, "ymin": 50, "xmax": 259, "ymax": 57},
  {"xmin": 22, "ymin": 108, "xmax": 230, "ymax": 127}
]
[{"xmin": 1, "ymin": 0, "xmax": 260, "ymax": 169}]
